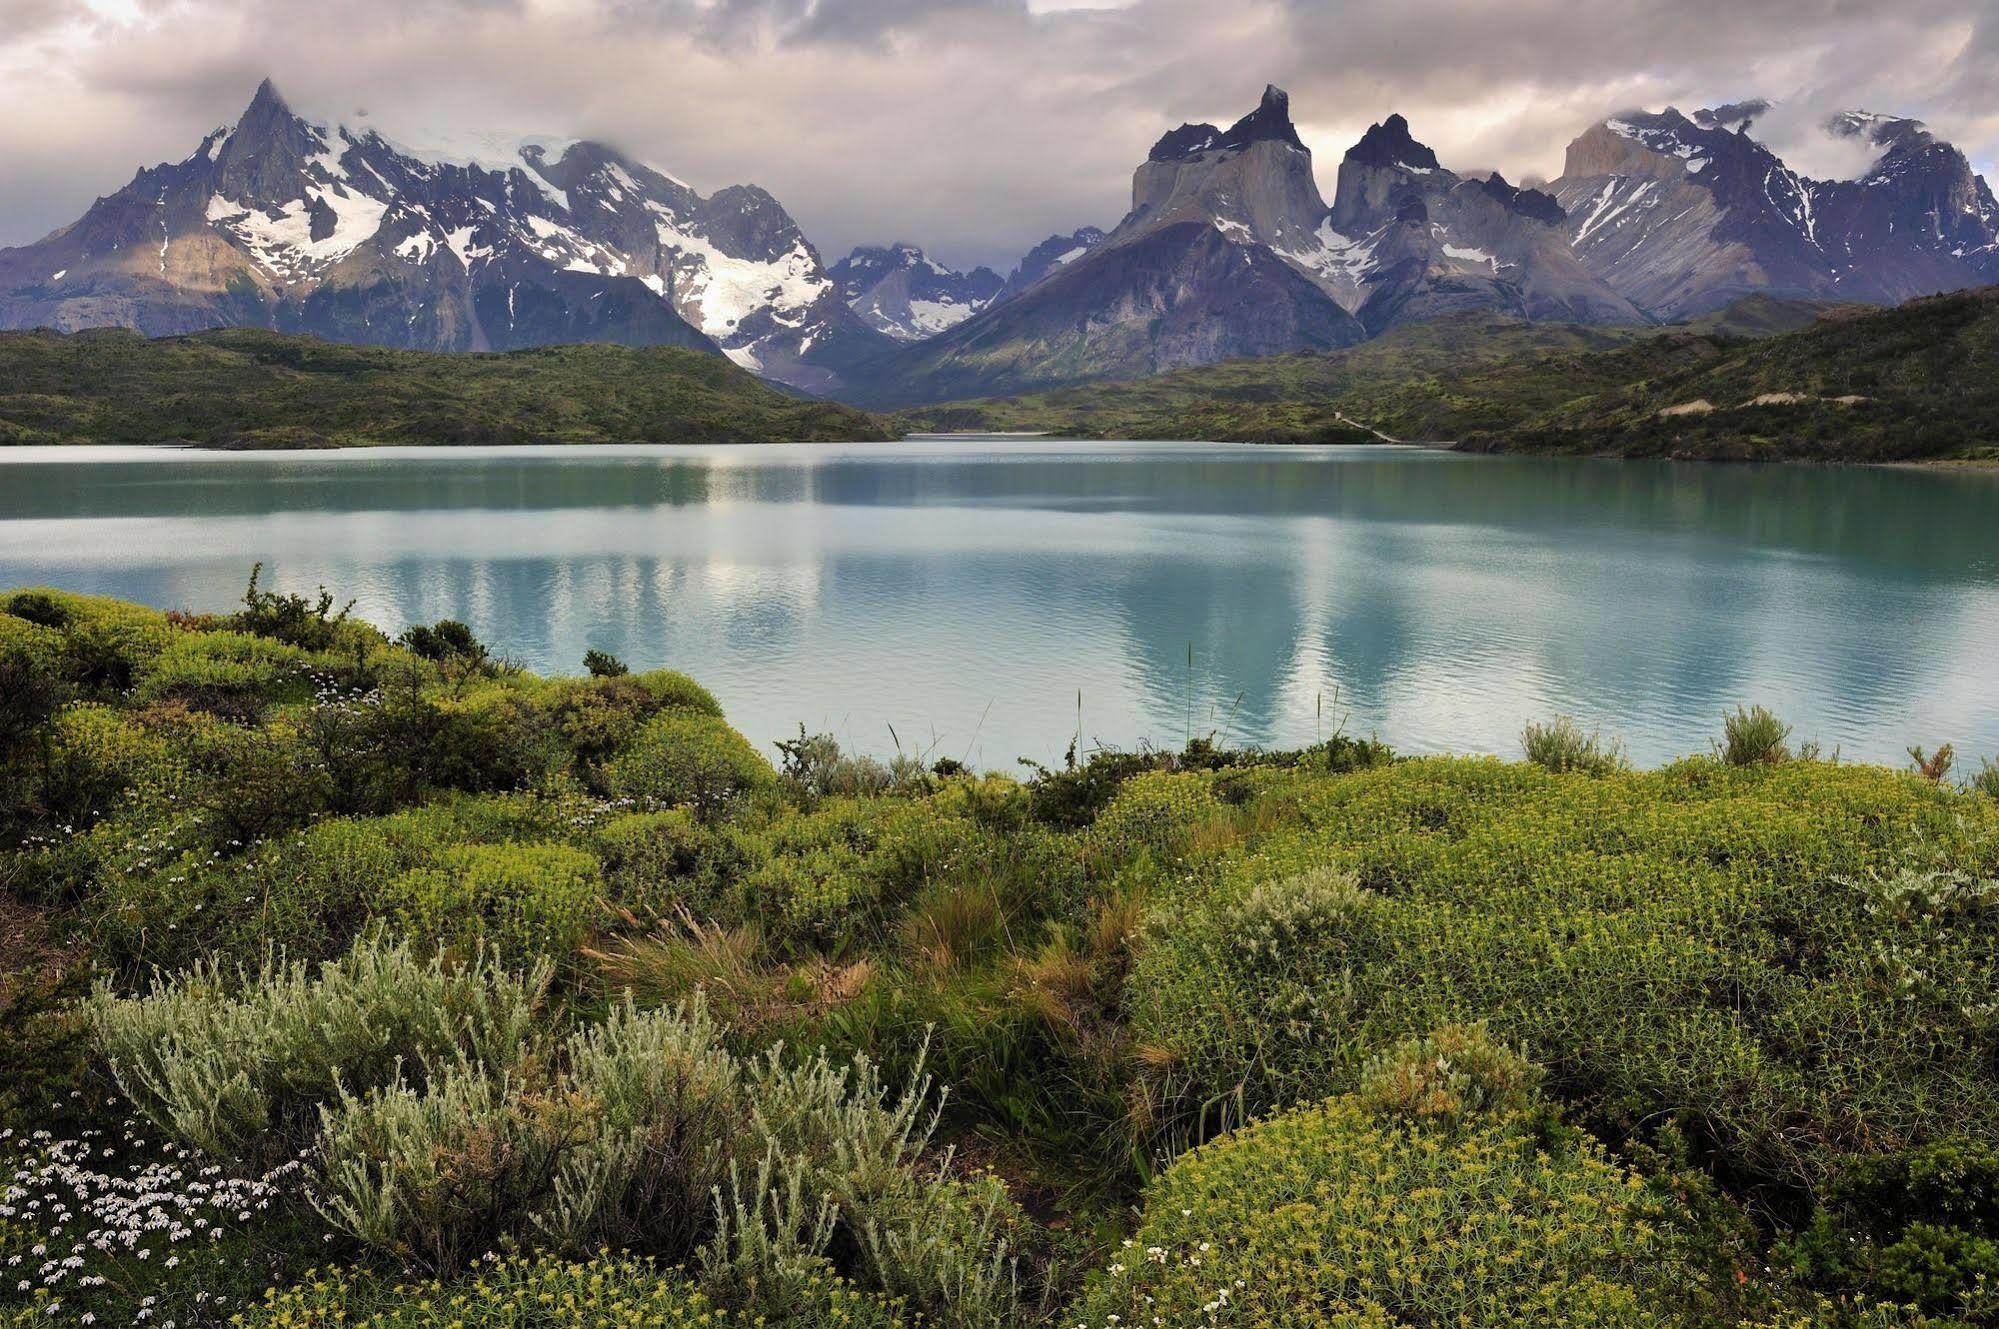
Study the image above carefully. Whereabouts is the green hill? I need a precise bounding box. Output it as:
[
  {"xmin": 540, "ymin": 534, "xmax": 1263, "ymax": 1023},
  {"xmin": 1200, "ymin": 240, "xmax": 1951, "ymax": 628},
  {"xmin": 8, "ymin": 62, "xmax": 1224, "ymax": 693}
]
[
  {"xmin": 896, "ymin": 291, "xmax": 1999, "ymax": 462},
  {"xmin": 1482, "ymin": 287, "xmax": 1999, "ymax": 460},
  {"xmin": 0, "ymin": 326, "xmax": 892, "ymax": 448}
]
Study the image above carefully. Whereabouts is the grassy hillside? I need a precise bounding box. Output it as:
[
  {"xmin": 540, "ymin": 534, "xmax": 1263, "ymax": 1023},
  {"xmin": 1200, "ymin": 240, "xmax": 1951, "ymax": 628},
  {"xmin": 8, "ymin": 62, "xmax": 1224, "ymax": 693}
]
[
  {"xmin": 897, "ymin": 291, "xmax": 1999, "ymax": 462},
  {"xmin": 0, "ymin": 326, "xmax": 892, "ymax": 447},
  {"xmin": 892, "ymin": 314, "xmax": 1654, "ymax": 442},
  {"xmin": 6, "ymin": 583, "xmax": 1999, "ymax": 1327}
]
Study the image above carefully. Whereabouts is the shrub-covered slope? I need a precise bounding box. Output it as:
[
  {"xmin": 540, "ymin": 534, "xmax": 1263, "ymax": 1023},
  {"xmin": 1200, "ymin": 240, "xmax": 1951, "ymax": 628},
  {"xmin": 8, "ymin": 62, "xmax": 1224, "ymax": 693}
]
[
  {"xmin": 4, "ymin": 582, "xmax": 1998, "ymax": 1327},
  {"xmin": 0, "ymin": 326, "xmax": 893, "ymax": 448}
]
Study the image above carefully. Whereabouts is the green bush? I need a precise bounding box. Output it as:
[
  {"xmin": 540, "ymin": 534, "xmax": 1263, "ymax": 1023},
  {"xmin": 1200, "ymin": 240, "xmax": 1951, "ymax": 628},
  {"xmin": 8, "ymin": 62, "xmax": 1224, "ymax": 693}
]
[
  {"xmin": 632, "ymin": 667, "xmax": 724, "ymax": 717},
  {"xmin": 1720, "ymin": 704, "xmax": 1795, "ymax": 766},
  {"xmin": 1084, "ymin": 769, "xmax": 1221, "ymax": 864},
  {"xmin": 3, "ymin": 586, "xmax": 175, "ymax": 695},
  {"xmin": 36, "ymin": 702, "xmax": 180, "ymax": 831},
  {"xmin": 1788, "ymin": 1138, "xmax": 1999, "ymax": 1318},
  {"xmin": 1522, "ymin": 715, "xmax": 1626, "ymax": 776},
  {"xmin": 87, "ymin": 931, "xmax": 550, "ymax": 1170},
  {"xmin": 390, "ymin": 841, "xmax": 604, "ymax": 961},
  {"xmin": 604, "ymin": 712, "xmax": 774, "ymax": 815},
  {"xmin": 1072, "ymin": 1094, "xmax": 1705, "ymax": 1328}
]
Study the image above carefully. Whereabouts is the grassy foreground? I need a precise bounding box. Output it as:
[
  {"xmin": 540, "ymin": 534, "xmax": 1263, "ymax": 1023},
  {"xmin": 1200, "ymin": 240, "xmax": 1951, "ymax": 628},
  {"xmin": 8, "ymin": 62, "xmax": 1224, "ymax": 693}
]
[
  {"xmin": 5, "ymin": 584, "xmax": 1999, "ymax": 1327},
  {"xmin": 897, "ymin": 289, "xmax": 1999, "ymax": 462},
  {"xmin": 0, "ymin": 327, "xmax": 892, "ymax": 448}
]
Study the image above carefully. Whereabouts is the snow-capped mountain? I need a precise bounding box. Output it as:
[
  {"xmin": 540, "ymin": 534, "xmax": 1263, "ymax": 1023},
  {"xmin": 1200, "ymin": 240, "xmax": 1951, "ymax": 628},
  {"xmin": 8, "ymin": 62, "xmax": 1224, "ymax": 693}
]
[
  {"xmin": 994, "ymin": 227, "xmax": 1106, "ymax": 302},
  {"xmin": 1552, "ymin": 105, "xmax": 1999, "ymax": 319},
  {"xmin": 0, "ymin": 80, "xmax": 889, "ymax": 393},
  {"xmin": 827, "ymin": 244, "xmax": 1002, "ymax": 341}
]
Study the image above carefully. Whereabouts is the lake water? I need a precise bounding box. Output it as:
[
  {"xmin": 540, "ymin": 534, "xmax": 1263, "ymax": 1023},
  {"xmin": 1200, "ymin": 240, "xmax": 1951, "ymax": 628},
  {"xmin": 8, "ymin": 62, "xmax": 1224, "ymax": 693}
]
[{"xmin": 2, "ymin": 439, "xmax": 1996, "ymax": 771}]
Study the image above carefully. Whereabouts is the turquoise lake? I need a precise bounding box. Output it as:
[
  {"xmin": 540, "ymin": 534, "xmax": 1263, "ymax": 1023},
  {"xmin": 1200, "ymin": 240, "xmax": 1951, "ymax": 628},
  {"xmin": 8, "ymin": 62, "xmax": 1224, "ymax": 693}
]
[{"xmin": 2, "ymin": 438, "xmax": 1995, "ymax": 771}]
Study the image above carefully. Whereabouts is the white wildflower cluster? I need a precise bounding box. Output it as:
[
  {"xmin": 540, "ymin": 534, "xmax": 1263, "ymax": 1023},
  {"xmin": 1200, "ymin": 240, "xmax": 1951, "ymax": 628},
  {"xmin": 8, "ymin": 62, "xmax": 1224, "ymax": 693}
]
[
  {"xmin": 0, "ymin": 1117, "xmax": 304, "ymax": 1326},
  {"xmin": 1070, "ymin": 1237, "xmax": 1246, "ymax": 1329}
]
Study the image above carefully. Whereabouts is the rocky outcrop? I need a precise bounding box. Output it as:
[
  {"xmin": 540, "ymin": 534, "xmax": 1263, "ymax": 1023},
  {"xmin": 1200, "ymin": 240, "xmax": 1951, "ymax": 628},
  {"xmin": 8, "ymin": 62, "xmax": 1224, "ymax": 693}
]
[{"xmin": 995, "ymin": 226, "xmax": 1107, "ymax": 301}]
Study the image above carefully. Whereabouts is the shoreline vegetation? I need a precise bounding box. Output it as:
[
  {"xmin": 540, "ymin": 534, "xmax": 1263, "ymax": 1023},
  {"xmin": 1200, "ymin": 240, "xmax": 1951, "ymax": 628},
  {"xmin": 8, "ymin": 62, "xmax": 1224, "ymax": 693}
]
[
  {"xmin": 0, "ymin": 285, "xmax": 1992, "ymax": 463},
  {"xmin": 6, "ymin": 580, "xmax": 1999, "ymax": 1326}
]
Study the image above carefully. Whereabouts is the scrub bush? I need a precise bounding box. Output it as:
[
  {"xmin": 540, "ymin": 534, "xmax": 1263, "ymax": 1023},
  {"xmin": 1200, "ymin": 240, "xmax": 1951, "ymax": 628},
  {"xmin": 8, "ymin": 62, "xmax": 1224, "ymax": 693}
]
[
  {"xmin": 1720, "ymin": 704, "xmax": 1795, "ymax": 766},
  {"xmin": 234, "ymin": 1252, "xmax": 907, "ymax": 1328},
  {"xmin": 1072, "ymin": 1094, "xmax": 1705, "ymax": 1329},
  {"xmin": 604, "ymin": 712, "xmax": 774, "ymax": 815},
  {"xmin": 632, "ymin": 667, "xmax": 724, "ymax": 718},
  {"xmin": 132, "ymin": 630, "xmax": 319, "ymax": 719},
  {"xmin": 87, "ymin": 931, "xmax": 551, "ymax": 1170},
  {"xmin": 1354, "ymin": 1022, "xmax": 1544, "ymax": 1125},
  {"xmin": 390, "ymin": 841, "xmax": 604, "ymax": 962},
  {"xmin": 1522, "ymin": 715, "xmax": 1626, "ymax": 775},
  {"xmin": 1128, "ymin": 758, "xmax": 1999, "ymax": 1190}
]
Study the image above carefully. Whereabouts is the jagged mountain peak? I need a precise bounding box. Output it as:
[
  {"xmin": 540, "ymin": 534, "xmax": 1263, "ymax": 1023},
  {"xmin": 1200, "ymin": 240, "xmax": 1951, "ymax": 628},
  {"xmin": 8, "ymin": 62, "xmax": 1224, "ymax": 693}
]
[
  {"xmin": 1477, "ymin": 172, "xmax": 1567, "ymax": 225},
  {"xmin": 1346, "ymin": 114, "xmax": 1441, "ymax": 172},
  {"xmin": 1693, "ymin": 100, "xmax": 1770, "ymax": 133},
  {"xmin": 1148, "ymin": 84, "xmax": 1305, "ymax": 162}
]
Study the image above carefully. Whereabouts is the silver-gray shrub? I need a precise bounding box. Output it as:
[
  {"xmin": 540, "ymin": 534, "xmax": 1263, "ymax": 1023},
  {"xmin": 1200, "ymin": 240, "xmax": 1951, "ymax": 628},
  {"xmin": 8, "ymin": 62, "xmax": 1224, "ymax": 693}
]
[
  {"xmin": 736, "ymin": 1044, "xmax": 1023, "ymax": 1328},
  {"xmin": 86, "ymin": 930, "xmax": 551, "ymax": 1171},
  {"xmin": 313, "ymin": 1059, "xmax": 568, "ymax": 1275},
  {"xmin": 1521, "ymin": 715, "xmax": 1627, "ymax": 776},
  {"xmin": 535, "ymin": 996, "xmax": 743, "ymax": 1256}
]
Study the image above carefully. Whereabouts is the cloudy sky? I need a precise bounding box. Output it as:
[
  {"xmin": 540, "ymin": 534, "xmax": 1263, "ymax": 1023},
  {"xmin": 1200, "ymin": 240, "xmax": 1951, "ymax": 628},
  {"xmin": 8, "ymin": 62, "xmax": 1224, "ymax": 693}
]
[{"xmin": 2, "ymin": 0, "xmax": 1995, "ymax": 271}]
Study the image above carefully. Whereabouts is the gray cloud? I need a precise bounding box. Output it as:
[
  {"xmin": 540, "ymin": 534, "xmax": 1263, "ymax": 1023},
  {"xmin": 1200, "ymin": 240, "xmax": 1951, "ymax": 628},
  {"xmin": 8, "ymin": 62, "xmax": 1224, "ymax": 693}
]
[{"xmin": 1, "ymin": 0, "xmax": 1993, "ymax": 271}]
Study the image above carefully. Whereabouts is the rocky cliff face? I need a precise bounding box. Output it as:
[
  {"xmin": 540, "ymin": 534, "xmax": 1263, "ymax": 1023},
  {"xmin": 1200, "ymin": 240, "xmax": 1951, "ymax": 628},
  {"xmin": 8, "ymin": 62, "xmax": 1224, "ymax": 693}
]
[
  {"xmin": 1553, "ymin": 106, "xmax": 1999, "ymax": 319},
  {"xmin": 828, "ymin": 244, "xmax": 1003, "ymax": 341},
  {"xmin": 0, "ymin": 80, "xmax": 890, "ymax": 393},
  {"xmin": 848, "ymin": 87, "xmax": 1367, "ymax": 404},
  {"xmin": 1298, "ymin": 114, "xmax": 1647, "ymax": 334}
]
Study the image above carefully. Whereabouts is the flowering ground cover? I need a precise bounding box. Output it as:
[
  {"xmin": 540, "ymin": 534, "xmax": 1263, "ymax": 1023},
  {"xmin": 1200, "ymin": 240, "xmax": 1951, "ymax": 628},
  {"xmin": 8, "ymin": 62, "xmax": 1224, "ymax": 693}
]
[{"xmin": 3, "ymin": 581, "xmax": 1997, "ymax": 1326}]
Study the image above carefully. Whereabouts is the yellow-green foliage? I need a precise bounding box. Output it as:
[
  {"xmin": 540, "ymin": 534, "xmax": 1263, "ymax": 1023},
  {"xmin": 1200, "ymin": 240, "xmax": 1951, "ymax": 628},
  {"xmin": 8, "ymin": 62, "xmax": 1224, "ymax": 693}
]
[
  {"xmin": 38, "ymin": 702, "xmax": 181, "ymax": 825},
  {"xmin": 1354, "ymin": 1023, "xmax": 1544, "ymax": 1125},
  {"xmin": 132, "ymin": 629, "xmax": 319, "ymax": 715},
  {"xmin": 2, "ymin": 586, "xmax": 176, "ymax": 679},
  {"xmin": 232, "ymin": 1252, "xmax": 908, "ymax": 1328},
  {"xmin": 1073, "ymin": 1094, "xmax": 1698, "ymax": 1329},
  {"xmin": 1086, "ymin": 769, "xmax": 1221, "ymax": 865},
  {"xmin": 631, "ymin": 667, "xmax": 724, "ymax": 718},
  {"xmin": 390, "ymin": 841, "xmax": 604, "ymax": 961},
  {"xmin": 605, "ymin": 712, "xmax": 774, "ymax": 814},
  {"xmin": 1129, "ymin": 757, "xmax": 1999, "ymax": 1187},
  {"xmin": 728, "ymin": 798, "xmax": 991, "ymax": 943}
]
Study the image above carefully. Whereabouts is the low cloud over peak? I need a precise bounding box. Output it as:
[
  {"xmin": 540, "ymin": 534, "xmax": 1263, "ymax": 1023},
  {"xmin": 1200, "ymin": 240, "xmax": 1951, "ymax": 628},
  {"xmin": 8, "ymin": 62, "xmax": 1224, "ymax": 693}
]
[{"xmin": 2, "ymin": 0, "xmax": 1993, "ymax": 271}]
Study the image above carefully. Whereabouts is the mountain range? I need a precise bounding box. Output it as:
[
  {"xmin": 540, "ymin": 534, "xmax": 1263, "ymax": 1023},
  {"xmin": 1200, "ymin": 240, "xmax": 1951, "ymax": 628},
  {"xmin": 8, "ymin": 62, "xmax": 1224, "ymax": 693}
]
[{"xmin": 3, "ymin": 79, "xmax": 1995, "ymax": 407}]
